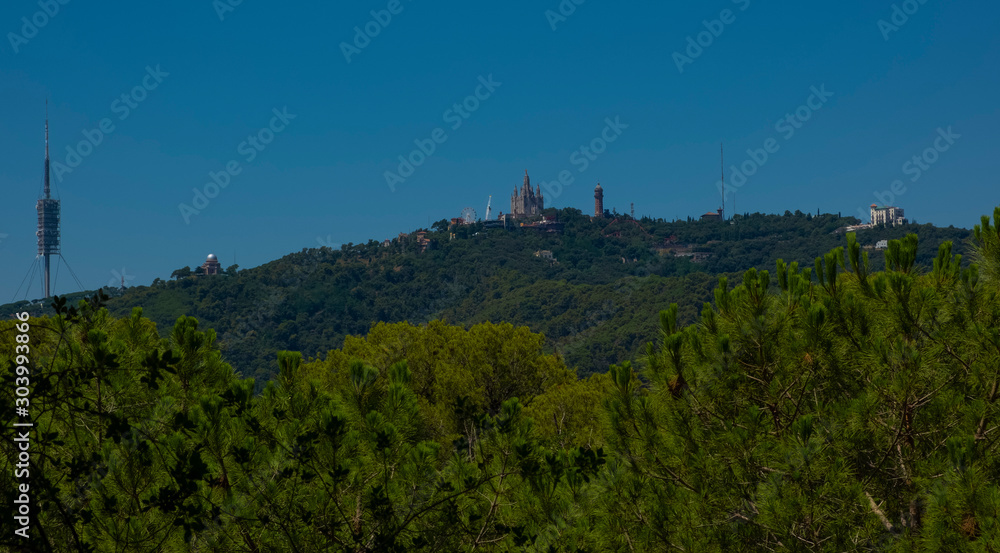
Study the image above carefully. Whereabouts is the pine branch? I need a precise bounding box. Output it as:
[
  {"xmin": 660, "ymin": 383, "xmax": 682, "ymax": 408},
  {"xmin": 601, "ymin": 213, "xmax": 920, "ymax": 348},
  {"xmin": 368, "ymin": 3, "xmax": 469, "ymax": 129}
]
[{"xmin": 865, "ymin": 492, "xmax": 896, "ymax": 534}]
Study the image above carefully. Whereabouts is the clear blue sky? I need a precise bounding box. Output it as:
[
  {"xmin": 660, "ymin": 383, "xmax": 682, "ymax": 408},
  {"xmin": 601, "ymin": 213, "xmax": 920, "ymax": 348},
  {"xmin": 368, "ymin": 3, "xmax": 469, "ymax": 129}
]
[{"xmin": 1, "ymin": 0, "xmax": 998, "ymax": 300}]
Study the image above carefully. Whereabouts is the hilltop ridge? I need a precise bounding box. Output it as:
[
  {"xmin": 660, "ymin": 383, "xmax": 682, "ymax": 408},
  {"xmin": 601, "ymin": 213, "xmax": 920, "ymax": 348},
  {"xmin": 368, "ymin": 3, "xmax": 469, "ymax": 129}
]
[{"xmin": 3, "ymin": 208, "xmax": 971, "ymax": 381}]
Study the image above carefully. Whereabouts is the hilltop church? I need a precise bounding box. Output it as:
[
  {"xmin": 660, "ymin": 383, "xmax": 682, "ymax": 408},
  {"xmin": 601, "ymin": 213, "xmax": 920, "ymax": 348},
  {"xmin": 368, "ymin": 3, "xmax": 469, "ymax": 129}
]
[{"xmin": 511, "ymin": 171, "xmax": 544, "ymax": 218}]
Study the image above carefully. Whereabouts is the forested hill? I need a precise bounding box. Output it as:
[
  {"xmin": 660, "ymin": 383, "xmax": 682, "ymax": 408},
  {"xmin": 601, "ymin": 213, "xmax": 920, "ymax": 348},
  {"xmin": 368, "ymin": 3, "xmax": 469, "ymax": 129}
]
[
  {"xmin": 2, "ymin": 209, "xmax": 972, "ymax": 382},
  {"xmin": 3, "ymin": 209, "xmax": 999, "ymax": 551}
]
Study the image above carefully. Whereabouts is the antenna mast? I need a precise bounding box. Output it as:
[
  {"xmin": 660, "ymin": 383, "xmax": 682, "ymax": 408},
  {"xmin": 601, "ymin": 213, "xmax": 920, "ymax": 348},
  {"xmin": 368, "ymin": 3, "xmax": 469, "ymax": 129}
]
[
  {"xmin": 720, "ymin": 142, "xmax": 725, "ymax": 221},
  {"xmin": 44, "ymin": 101, "xmax": 50, "ymax": 199}
]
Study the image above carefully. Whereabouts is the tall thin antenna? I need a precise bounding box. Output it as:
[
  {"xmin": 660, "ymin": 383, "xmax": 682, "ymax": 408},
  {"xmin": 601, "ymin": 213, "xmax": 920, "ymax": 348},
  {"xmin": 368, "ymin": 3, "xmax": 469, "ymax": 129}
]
[
  {"xmin": 720, "ymin": 142, "xmax": 725, "ymax": 221},
  {"xmin": 44, "ymin": 100, "xmax": 50, "ymax": 199}
]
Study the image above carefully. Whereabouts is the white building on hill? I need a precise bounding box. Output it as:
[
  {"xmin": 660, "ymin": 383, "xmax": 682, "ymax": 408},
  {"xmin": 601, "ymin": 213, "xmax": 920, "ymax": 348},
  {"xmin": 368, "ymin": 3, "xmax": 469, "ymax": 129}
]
[{"xmin": 871, "ymin": 204, "xmax": 906, "ymax": 226}]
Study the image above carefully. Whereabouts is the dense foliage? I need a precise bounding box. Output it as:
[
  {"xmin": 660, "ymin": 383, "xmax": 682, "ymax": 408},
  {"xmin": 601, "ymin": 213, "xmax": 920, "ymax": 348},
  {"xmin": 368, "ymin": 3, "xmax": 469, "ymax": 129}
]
[{"xmin": 1, "ymin": 209, "xmax": 997, "ymax": 552}]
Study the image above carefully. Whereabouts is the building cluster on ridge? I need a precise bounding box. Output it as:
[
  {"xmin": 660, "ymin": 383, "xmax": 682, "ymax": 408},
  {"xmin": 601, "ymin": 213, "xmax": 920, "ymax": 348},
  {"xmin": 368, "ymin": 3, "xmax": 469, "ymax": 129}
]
[
  {"xmin": 498, "ymin": 171, "xmax": 910, "ymax": 227},
  {"xmin": 505, "ymin": 170, "xmax": 607, "ymax": 220},
  {"xmin": 182, "ymin": 171, "xmax": 915, "ymax": 272},
  {"xmin": 842, "ymin": 205, "xmax": 908, "ymax": 233}
]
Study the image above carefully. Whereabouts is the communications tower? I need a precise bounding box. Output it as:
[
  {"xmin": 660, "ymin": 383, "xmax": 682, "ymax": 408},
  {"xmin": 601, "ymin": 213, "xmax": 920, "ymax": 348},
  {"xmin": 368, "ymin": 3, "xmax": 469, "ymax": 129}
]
[
  {"xmin": 36, "ymin": 110, "xmax": 61, "ymax": 298},
  {"xmin": 14, "ymin": 106, "xmax": 83, "ymax": 302}
]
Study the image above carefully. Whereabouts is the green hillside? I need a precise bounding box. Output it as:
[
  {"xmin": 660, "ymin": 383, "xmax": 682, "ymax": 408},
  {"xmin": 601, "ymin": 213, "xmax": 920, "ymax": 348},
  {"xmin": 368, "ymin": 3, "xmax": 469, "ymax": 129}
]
[{"xmin": 2, "ymin": 209, "xmax": 972, "ymax": 382}]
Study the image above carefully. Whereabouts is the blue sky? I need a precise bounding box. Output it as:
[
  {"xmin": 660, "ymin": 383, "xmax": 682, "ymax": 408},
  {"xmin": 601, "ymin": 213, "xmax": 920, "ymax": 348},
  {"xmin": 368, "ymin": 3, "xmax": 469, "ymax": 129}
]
[{"xmin": 1, "ymin": 0, "xmax": 998, "ymax": 300}]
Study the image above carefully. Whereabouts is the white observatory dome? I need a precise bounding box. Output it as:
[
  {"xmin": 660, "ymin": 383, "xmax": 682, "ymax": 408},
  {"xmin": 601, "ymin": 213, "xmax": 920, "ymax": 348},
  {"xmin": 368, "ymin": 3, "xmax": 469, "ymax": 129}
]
[{"xmin": 207, "ymin": 254, "xmax": 217, "ymax": 261}]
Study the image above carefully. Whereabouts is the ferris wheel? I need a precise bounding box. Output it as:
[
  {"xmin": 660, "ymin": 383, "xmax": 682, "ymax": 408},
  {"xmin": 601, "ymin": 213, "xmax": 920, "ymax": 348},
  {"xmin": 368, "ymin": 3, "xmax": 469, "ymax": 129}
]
[{"xmin": 461, "ymin": 207, "xmax": 477, "ymax": 224}]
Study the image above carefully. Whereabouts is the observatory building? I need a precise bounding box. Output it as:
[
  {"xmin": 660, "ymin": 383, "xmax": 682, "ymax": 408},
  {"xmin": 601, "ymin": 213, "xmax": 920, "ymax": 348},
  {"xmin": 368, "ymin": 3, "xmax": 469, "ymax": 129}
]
[
  {"xmin": 200, "ymin": 254, "xmax": 222, "ymax": 275},
  {"xmin": 510, "ymin": 171, "xmax": 544, "ymax": 218}
]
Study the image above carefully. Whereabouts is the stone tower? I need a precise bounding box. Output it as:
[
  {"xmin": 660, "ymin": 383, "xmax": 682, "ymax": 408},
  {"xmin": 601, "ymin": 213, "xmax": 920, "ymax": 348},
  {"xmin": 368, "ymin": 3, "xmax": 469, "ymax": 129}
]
[{"xmin": 594, "ymin": 182, "xmax": 604, "ymax": 218}]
